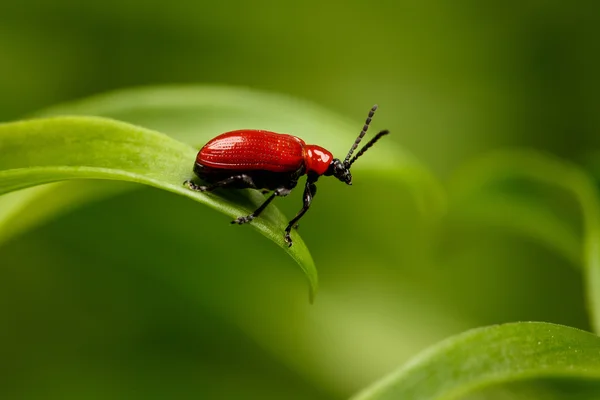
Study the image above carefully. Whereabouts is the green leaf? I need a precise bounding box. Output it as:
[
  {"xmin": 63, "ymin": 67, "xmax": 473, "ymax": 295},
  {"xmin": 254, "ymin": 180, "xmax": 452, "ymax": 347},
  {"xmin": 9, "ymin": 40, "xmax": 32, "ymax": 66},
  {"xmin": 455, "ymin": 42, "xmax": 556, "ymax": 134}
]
[
  {"xmin": 350, "ymin": 322, "xmax": 600, "ymax": 400},
  {"xmin": 445, "ymin": 150, "xmax": 600, "ymax": 333},
  {"xmin": 0, "ymin": 116, "xmax": 318, "ymax": 300},
  {"xmin": 0, "ymin": 85, "xmax": 444, "ymax": 301}
]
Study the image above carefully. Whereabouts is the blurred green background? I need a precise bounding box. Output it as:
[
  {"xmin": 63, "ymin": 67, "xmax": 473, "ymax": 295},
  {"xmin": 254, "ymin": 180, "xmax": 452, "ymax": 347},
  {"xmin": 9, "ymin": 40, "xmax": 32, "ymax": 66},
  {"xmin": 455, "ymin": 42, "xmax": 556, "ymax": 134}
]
[{"xmin": 1, "ymin": 1, "xmax": 600, "ymax": 399}]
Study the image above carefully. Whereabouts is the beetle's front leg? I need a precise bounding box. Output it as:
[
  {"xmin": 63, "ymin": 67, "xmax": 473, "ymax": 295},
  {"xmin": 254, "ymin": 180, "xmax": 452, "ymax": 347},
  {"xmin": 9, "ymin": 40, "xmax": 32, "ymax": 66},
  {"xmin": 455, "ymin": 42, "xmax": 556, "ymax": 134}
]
[{"xmin": 284, "ymin": 180, "xmax": 317, "ymax": 247}]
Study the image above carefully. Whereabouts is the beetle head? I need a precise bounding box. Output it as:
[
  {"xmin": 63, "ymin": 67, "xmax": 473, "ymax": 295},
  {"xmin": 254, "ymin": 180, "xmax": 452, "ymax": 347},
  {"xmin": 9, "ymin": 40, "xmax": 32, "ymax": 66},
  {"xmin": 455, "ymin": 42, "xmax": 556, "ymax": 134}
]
[{"xmin": 325, "ymin": 158, "xmax": 352, "ymax": 185}]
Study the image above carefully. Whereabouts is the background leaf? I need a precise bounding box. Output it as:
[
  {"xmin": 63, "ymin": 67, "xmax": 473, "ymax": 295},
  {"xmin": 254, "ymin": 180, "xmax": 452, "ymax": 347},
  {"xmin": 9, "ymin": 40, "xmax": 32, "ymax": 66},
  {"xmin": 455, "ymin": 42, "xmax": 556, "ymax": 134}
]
[{"xmin": 351, "ymin": 322, "xmax": 600, "ymax": 400}]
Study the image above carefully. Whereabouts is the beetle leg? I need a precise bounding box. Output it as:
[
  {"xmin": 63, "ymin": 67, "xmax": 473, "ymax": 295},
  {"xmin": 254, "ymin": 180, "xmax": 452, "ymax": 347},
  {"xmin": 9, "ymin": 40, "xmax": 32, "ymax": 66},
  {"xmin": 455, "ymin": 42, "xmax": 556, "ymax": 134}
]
[
  {"xmin": 232, "ymin": 192, "xmax": 276, "ymax": 225},
  {"xmin": 184, "ymin": 174, "xmax": 257, "ymax": 192},
  {"xmin": 231, "ymin": 187, "xmax": 291, "ymax": 225},
  {"xmin": 284, "ymin": 180, "xmax": 317, "ymax": 247}
]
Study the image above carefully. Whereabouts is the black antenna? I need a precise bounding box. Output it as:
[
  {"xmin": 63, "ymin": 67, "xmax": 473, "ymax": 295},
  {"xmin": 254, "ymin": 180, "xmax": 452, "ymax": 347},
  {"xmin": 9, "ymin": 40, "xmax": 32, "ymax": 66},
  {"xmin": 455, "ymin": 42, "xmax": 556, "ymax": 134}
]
[
  {"xmin": 343, "ymin": 104, "xmax": 378, "ymax": 166},
  {"xmin": 348, "ymin": 130, "xmax": 390, "ymax": 167}
]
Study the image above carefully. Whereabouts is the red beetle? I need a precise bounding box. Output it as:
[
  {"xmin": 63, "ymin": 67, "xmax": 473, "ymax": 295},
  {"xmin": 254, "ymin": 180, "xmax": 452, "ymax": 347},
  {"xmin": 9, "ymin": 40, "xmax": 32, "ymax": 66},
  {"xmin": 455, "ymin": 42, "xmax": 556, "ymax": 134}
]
[{"xmin": 184, "ymin": 105, "xmax": 389, "ymax": 246}]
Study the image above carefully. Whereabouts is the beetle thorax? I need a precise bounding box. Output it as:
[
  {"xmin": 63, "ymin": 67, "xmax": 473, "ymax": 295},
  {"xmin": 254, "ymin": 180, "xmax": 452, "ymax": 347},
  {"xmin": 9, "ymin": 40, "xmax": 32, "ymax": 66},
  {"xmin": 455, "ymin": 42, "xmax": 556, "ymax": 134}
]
[{"xmin": 303, "ymin": 145, "xmax": 333, "ymax": 176}]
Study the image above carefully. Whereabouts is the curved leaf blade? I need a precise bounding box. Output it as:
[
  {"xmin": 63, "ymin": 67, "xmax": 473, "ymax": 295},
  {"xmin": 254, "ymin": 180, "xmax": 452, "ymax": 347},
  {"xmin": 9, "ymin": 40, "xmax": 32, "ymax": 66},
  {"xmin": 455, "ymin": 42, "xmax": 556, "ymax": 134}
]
[
  {"xmin": 351, "ymin": 322, "xmax": 600, "ymax": 400},
  {"xmin": 0, "ymin": 116, "xmax": 318, "ymax": 300},
  {"xmin": 0, "ymin": 85, "xmax": 445, "ymax": 302}
]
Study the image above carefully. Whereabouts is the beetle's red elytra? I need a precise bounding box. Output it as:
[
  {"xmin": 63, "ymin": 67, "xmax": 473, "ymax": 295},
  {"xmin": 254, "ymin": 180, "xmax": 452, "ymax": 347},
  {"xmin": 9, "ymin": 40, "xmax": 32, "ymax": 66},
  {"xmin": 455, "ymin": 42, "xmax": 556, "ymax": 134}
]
[
  {"xmin": 197, "ymin": 130, "xmax": 333, "ymax": 175},
  {"xmin": 184, "ymin": 104, "xmax": 389, "ymax": 247}
]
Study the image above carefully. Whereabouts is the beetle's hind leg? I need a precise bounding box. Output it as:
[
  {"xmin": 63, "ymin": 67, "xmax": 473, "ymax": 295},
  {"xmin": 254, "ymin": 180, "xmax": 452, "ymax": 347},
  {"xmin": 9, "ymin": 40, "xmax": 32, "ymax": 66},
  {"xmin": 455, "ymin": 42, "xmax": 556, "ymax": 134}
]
[
  {"xmin": 184, "ymin": 174, "xmax": 257, "ymax": 192},
  {"xmin": 184, "ymin": 180, "xmax": 207, "ymax": 192},
  {"xmin": 232, "ymin": 187, "xmax": 292, "ymax": 225}
]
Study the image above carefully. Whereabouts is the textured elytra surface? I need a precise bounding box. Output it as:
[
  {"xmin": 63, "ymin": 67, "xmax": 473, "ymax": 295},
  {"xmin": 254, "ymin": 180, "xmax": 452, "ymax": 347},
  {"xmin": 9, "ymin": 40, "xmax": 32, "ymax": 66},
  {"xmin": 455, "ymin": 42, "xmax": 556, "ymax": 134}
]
[{"xmin": 198, "ymin": 130, "xmax": 306, "ymax": 172}]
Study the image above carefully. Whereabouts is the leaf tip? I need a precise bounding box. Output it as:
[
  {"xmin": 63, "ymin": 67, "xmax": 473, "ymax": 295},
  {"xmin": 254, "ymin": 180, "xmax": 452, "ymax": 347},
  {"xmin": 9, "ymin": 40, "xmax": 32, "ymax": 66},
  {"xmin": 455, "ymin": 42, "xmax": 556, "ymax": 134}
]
[{"xmin": 308, "ymin": 285, "xmax": 318, "ymax": 304}]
